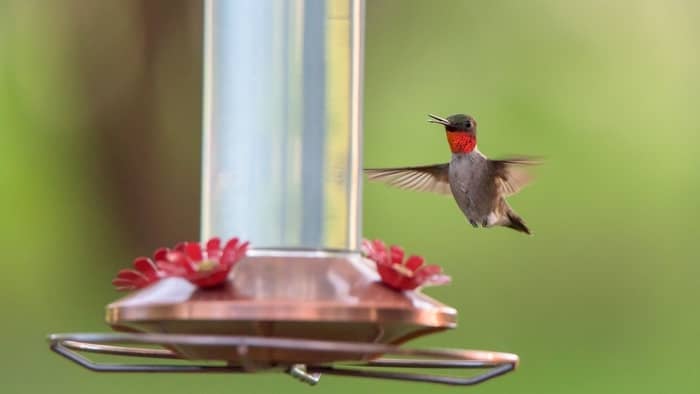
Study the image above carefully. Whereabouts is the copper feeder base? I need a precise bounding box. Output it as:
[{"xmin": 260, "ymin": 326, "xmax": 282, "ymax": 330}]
[
  {"xmin": 49, "ymin": 251, "xmax": 520, "ymax": 386},
  {"xmin": 106, "ymin": 251, "xmax": 456, "ymax": 365}
]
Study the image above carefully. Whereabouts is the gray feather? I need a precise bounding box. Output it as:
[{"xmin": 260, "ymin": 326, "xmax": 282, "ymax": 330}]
[{"xmin": 364, "ymin": 164, "xmax": 451, "ymax": 195}]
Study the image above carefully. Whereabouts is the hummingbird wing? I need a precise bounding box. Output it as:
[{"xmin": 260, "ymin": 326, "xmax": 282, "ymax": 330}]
[
  {"xmin": 364, "ymin": 164, "xmax": 451, "ymax": 195},
  {"xmin": 490, "ymin": 157, "xmax": 541, "ymax": 197}
]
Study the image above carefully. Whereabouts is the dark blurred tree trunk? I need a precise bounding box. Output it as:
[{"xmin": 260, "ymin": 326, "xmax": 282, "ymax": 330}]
[{"xmin": 65, "ymin": 0, "xmax": 203, "ymax": 250}]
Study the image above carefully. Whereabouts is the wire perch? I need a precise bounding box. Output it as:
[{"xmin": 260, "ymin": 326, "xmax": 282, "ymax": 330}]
[{"xmin": 49, "ymin": 333, "xmax": 518, "ymax": 386}]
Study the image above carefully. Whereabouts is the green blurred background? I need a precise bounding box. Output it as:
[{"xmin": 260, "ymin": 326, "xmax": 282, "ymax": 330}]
[{"xmin": 1, "ymin": 0, "xmax": 698, "ymax": 393}]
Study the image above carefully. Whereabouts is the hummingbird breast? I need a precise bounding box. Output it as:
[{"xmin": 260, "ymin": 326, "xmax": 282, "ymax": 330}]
[{"xmin": 448, "ymin": 151, "xmax": 499, "ymax": 225}]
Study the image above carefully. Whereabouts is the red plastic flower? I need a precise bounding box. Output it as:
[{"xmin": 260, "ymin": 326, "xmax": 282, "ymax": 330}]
[
  {"xmin": 112, "ymin": 255, "xmax": 162, "ymax": 291},
  {"xmin": 362, "ymin": 239, "xmax": 450, "ymax": 291},
  {"xmin": 158, "ymin": 237, "xmax": 249, "ymax": 288},
  {"xmin": 112, "ymin": 237, "xmax": 249, "ymax": 291}
]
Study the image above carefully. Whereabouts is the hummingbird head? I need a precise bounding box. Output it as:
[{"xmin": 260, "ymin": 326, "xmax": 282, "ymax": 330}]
[{"xmin": 428, "ymin": 113, "xmax": 477, "ymax": 154}]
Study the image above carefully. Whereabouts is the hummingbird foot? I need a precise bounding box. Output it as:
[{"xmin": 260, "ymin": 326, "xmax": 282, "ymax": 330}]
[{"xmin": 468, "ymin": 219, "xmax": 479, "ymax": 228}]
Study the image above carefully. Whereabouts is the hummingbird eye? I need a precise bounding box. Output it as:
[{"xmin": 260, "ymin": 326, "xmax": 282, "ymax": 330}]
[{"xmin": 464, "ymin": 120, "xmax": 472, "ymax": 128}]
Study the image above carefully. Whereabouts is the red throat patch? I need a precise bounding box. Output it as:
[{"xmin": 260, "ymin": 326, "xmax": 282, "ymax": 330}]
[{"xmin": 446, "ymin": 132, "xmax": 477, "ymax": 153}]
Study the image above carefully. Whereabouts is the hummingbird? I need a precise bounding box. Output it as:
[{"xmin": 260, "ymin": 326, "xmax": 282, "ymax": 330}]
[{"xmin": 365, "ymin": 113, "xmax": 539, "ymax": 234}]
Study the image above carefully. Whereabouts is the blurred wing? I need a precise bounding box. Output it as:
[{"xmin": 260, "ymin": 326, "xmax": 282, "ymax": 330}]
[
  {"xmin": 490, "ymin": 157, "xmax": 541, "ymax": 197},
  {"xmin": 365, "ymin": 164, "xmax": 451, "ymax": 195}
]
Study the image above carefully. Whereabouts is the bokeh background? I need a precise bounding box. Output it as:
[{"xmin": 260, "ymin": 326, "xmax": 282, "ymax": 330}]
[{"xmin": 1, "ymin": 0, "xmax": 699, "ymax": 393}]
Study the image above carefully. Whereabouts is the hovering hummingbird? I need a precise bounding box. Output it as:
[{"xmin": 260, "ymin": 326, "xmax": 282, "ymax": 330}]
[{"xmin": 365, "ymin": 113, "xmax": 539, "ymax": 235}]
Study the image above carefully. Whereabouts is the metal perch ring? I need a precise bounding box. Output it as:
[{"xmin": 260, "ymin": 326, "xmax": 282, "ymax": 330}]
[{"xmin": 49, "ymin": 332, "xmax": 518, "ymax": 386}]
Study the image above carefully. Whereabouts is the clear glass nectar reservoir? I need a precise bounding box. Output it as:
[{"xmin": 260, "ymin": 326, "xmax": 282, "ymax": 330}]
[{"xmin": 201, "ymin": 0, "xmax": 364, "ymax": 250}]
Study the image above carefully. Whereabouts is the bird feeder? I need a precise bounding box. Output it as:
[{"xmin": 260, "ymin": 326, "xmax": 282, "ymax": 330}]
[{"xmin": 49, "ymin": 0, "xmax": 519, "ymax": 386}]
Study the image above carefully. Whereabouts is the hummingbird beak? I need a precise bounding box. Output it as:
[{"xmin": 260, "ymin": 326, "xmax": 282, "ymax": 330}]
[{"xmin": 427, "ymin": 114, "xmax": 450, "ymax": 126}]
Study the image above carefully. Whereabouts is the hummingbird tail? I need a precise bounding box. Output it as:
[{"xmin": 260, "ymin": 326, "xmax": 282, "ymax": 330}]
[{"xmin": 505, "ymin": 211, "xmax": 531, "ymax": 235}]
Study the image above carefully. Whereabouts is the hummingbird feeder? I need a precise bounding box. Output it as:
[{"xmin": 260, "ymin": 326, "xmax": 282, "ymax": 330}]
[{"xmin": 49, "ymin": 0, "xmax": 519, "ymax": 386}]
